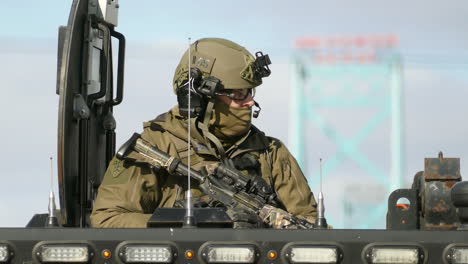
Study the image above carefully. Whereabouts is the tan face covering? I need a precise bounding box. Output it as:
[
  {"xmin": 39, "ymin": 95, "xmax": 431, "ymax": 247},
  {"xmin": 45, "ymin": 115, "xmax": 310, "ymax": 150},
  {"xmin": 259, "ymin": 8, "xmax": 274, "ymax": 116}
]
[{"xmin": 209, "ymin": 101, "xmax": 252, "ymax": 140}]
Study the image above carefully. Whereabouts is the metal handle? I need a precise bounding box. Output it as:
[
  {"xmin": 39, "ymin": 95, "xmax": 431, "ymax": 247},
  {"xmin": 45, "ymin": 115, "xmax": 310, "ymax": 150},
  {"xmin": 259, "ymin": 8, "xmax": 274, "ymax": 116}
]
[{"xmin": 111, "ymin": 29, "xmax": 125, "ymax": 106}]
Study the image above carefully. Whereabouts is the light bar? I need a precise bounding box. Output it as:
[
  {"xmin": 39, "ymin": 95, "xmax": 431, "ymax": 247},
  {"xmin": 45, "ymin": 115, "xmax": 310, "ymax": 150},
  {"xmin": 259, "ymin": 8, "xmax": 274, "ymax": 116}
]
[
  {"xmin": 0, "ymin": 245, "xmax": 10, "ymax": 263},
  {"xmin": 366, "ymin": 247, "xmax": 421, "ymax": 264},
  {"xmin": 288, "ymin": 246, "xmax": 339, "ymax": 263},
  {"xmin": 120, "ymin": 245, "xmax": 173, "ymax": 263},
  {"xmin": 37, "ymin": 244, "xmax": 89, "ymax": 263},
  {"xmin": 202, "ymin": 245, "xmax": 256, "ymax": 263},
  {"xmin": 445, "ymin": 246, "xmax": 468, "ymax": 264}
]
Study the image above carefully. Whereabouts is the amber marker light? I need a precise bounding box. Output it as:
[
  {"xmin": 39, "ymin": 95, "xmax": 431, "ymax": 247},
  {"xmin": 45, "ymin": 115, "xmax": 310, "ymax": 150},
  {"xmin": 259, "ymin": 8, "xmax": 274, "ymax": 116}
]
[
  {"xmin": 185, "ymin": 250, "xmax": 194, "ymax": 259},
  {"xmin": 101, "ymin": 249, "xmax": 111, "ymax": 259},
  {"xmin": 267, "ymin": 250, "xmax": 278, "ymax": 260}
]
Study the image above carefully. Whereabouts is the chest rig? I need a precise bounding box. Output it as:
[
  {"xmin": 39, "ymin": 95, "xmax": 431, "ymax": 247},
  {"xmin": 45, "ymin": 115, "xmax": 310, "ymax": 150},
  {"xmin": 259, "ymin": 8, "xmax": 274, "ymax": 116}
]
[{"xmin": 145, "ymin": 115, "xmax": 277, "ymax": 209}]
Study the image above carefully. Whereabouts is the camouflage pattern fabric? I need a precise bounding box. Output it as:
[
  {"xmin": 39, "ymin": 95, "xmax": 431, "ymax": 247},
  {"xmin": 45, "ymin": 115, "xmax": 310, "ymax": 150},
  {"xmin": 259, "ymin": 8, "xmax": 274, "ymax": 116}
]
[{"xmin": 91, "ymin": 106, "xmax": 317, "ymax": 227}]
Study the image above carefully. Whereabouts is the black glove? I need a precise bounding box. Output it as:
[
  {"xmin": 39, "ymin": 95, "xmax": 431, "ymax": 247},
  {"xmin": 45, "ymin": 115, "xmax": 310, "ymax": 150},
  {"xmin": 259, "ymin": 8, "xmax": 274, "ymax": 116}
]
[{"xmin": 225, "ymin": 207, "xmax": 265, "ymax": 229}]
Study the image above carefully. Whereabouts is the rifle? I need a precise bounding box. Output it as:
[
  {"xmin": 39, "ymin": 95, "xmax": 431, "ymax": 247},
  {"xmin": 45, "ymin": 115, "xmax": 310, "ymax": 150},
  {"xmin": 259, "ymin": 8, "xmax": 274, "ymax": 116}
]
[{"xmin": 116, "ymin": 133, "xmax": 315, "ymax": 229}]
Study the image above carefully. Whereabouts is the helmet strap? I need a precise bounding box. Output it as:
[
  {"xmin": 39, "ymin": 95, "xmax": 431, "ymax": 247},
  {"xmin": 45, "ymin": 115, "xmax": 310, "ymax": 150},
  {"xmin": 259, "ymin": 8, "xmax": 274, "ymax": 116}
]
[{"xmin": 197, "ymin": 98, "xmax": 227, "ymax": 160}]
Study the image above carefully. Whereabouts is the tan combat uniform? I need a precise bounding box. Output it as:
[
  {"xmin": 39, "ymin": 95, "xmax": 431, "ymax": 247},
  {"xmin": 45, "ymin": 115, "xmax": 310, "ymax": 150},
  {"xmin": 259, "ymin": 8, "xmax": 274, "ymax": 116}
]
[{"xmin": 90, "ymin": 106, "xmax": 317, "ymax": 227}]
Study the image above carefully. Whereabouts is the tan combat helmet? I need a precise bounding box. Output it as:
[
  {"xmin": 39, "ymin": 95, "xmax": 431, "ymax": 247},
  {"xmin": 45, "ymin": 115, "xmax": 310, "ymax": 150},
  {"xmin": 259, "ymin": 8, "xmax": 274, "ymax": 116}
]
[{"xmin": 173, "ymin": 38, "xmax": 271, "ymax": 93}]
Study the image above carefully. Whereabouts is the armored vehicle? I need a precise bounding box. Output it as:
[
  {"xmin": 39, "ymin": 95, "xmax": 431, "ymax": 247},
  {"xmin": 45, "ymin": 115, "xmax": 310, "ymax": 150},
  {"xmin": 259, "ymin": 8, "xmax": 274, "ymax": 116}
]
[{"xmin": 1, "ymin": 1, "xmax": 468, "ymax": 263}]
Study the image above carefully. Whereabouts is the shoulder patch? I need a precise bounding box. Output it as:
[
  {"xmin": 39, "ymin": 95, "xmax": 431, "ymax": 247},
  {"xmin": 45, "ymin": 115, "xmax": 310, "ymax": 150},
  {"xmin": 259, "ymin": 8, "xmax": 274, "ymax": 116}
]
[{"xmin": 111, "ymin": 159, "xmax": 125, "ymax": 178}]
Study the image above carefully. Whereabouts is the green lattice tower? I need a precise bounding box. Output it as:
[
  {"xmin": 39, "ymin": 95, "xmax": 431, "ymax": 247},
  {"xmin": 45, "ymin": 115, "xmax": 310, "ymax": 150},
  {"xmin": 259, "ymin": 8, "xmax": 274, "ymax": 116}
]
[{"xmin": 289, "ymin": 37, "xmax": 404, "ymax": 229}]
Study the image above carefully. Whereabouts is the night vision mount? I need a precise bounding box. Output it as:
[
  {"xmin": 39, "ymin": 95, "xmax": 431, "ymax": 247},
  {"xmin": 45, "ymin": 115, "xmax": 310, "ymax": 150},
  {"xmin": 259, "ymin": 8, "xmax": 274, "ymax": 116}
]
[{"xmin": 253, "ymin": 51, "xmax": 271, "ymax": 79}]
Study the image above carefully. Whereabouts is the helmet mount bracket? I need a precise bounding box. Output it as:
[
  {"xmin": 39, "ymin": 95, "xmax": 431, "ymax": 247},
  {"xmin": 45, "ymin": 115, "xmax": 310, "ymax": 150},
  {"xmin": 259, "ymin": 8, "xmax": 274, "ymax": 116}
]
[{"xmin": 177, "ymin": 68, "xmax": 223, "ymax": 118}]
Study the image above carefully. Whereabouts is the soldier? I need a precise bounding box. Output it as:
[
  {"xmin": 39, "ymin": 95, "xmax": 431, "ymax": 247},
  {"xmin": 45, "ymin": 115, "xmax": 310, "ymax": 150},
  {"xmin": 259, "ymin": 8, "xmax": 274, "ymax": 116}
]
[{"xmin": 91, "ymin": 38, "xmax": 317, "ymax": 228}]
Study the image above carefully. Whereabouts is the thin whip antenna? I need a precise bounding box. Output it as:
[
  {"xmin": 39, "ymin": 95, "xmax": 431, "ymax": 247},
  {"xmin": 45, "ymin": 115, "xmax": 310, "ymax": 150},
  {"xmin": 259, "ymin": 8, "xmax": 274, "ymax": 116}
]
[
  {"xmin": 320, "ymin": 158, "xmax": 322, "ymax": 193},
  {"xmin": 184, "ymin": 37, "xmax": 195, "ymax": 227},
  {"xmin": 315, "ymin": 157, "xmax": 327, "ymax": 228},
  {"xmin": 46, "ymin": 156, "xmax": 59, "ymax": 227},
  {"xmin": 50, "ymin": 157, "xmax": 54, "ymax": 192}
]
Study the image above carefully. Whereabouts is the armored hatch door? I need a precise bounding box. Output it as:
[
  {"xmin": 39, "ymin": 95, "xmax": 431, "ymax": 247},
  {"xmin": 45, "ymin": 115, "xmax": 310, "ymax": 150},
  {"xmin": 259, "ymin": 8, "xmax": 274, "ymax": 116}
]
[{"xmin": 57, "ymin": 0, "xmax": 125, "ymax": 227}]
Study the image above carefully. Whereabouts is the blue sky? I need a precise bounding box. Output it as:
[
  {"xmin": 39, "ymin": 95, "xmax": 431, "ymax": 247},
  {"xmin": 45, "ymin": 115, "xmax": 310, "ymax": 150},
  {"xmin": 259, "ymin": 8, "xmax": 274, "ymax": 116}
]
[
  {"xmin": 1, "ymin": 0, "xmax": 468, "ymax": 228},
  {"xmin": 4, "ymin": 1, "xmax": 468, "ymax": 51}
]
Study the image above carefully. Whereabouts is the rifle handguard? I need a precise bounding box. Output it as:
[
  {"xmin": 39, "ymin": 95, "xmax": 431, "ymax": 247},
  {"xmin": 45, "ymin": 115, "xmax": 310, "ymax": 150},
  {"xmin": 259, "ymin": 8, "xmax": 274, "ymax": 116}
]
[{"xmin": 259, "ymin": 204, "xmax": 315, "ymax": 229}]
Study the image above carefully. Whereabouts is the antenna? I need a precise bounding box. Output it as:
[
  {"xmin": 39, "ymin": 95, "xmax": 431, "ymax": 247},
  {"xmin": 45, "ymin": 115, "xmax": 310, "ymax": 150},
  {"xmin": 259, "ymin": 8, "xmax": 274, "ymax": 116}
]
[
  {"xmin": 315, "ymin": 158, "xmax": 328, "ymax": 229},
  {"xmin": 50, "ymin": 157, "xmax": 53, "ymax": 191},
  {"xmin": 183, "ymin": 38, "xmax": 195, "ymax": 228},
  {"xmin": 46, "ymin": 157, "xmax": 59, "ymax": 227},
  {"xmin": 320, "ymin": 158, "xmax": 322, "ymax": 194}
]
